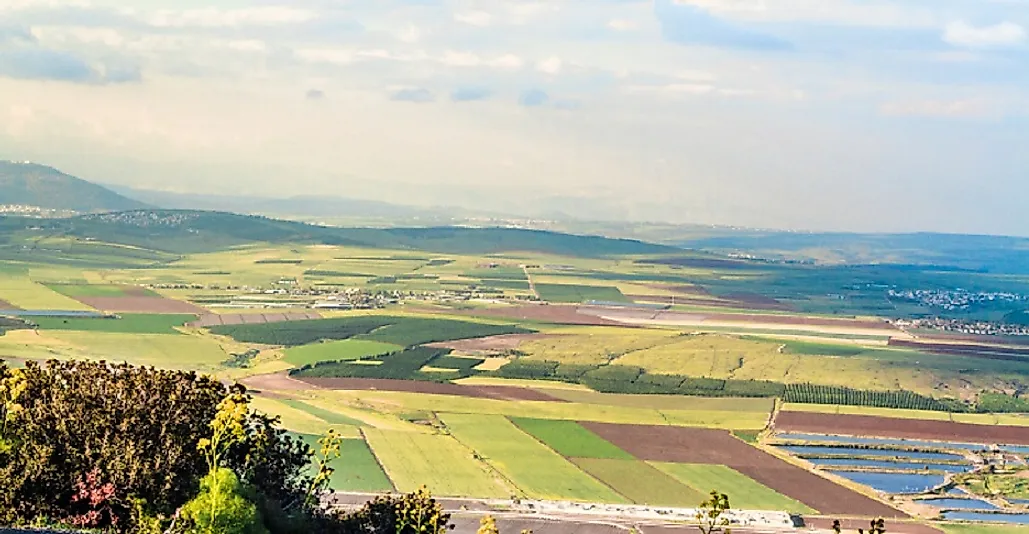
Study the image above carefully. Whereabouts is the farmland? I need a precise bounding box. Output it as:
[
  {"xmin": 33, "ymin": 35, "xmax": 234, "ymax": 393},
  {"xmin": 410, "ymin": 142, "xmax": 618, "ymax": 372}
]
[
  {"xmin": 440, "ymin": 413, "xmax": 627, "ymax": 502},
  {"xmin": 0, "ymin": 277, "xmax": 94, "ymax": 310},
  {"xmin": 282, "ymin": 339, "xmax": 401, "ymax": 367},
  {"xmin": 534, "ymin": 283, "xmax": 630, "ymax": 303},
  {"xmin": 296, "ymin": 434, "xmax": 393, "ymax": 492},
  {"xmin": 30, "ymin": 313, "xmax": 196, "ymax": 334},
  {"xmin": 363, "ymin": 428, "xmax": 510, "ymax": 497},
  {"xmin": 570, "ymin": 458, "xmax": 704, "ymax": 507},
  {"xmin": 509, "ymin": 418, "xmax": 634, "ymax": 459},
  {"xmin": 652, "ymin": 463, "xmax": 814, "ymax": 513}
]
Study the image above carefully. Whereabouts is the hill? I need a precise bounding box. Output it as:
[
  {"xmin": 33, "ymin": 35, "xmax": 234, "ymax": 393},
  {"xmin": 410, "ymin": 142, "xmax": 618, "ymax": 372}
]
[
  {"xmin": 3, "ymin": 209, "xmax": 675, "ymax": 256},
  {"xmin": 0, "ymin": 161, "xmax": 148, "ymax": 213}
]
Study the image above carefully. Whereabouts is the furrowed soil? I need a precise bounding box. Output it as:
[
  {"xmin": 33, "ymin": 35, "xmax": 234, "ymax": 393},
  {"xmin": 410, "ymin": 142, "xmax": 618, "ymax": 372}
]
[
  {"xmin": 190, "ymin": 311, "xmax": 321, "ymax": 327},
  {"xmin": 580, "ymin": 422, "xmax": 904, "ymax": 517},
  {"xmin": 73, "ymin": 296, "xmax": 206, "ymax": 314},
  {"xmin": 776, "ymin": 411, "xmax": 1029, "ymax": 445}
]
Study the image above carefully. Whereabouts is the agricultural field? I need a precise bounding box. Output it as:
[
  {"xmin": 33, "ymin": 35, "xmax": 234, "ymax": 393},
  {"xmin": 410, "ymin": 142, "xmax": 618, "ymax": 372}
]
[
  {"xmin": 570, "ymin": 458, "xmax": 704, "ymax": 507},
  {"xmin": 509, "ymin": 418, "xmax": 634, "ymax": 460},
  {"xmin": 440, "ymin": 413, "xmax": 627, "ymax": 502},
  {"xmin": 534, "ymin": 283, "xmax": 629, "ymax": 304},
  {"xmin": 363, "ymin": 428, "xmax": 511, "ymax": 497},
  {"xmin": 296, "ymin": 434, "xmax": 394, "ymax": 492},
  {"xmin": 0, "ymin": 329, "xmax": 230, "ymax": 370},
  {"xmin": 283, "ymin": 339, "xmax": 401, "ymax": 367},
  {"xmin": 30, "ymin": 314, "xmax": 196, "ymax": 334},
  {"xmin": 0, "ymin": 277, "xmax": 94, "ymax": 310},
  {"xmin": 652, "ymin": 463, "xmax": 814, "ymax": 513}
]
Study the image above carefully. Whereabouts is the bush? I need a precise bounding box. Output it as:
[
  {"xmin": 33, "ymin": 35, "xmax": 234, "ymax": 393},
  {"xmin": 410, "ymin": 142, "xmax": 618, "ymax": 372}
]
[{"xmin": 180, "ymin": 468, "xmax": 267, "ymax": 534}]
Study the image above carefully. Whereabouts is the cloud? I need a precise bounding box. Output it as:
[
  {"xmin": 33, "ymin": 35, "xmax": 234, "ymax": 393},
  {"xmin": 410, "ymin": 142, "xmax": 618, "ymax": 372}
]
[
  {"xmin": 439, "ymin": 51, "xmax": 523, "ymax": 70},
  {"xmin": 390, "ymin": 87, "xmax": 434, "ymax": 103},
  {"xmin": 519, "ymin": 89, "xmax": 549, "ymax": 107},
  {"xmin": 0, "ymin": 25, "xmax": 34, "ymax": 45},
  {"xmin": 455, "ymin": 11, "xmax": 493, "ymax": 27},
  {"xmin": 450, "ymin": 87, "xmax": 492, "ymax": 102},
  {"xmin": 148, "ymin": 7, "xmax": 317, "ymax": 28},
  {"xmin": 879, "ymin": 99, "xmax": 995, "ymax": 118},
  {"xmin": 654, "ymin": 0, "xmax": 791, "ymax": 50},
  {"xmin": 607, "ymin": 19, "xmax": 639, "ymax": 32},
  {"xmin": 536, "ymin": 56, "xmax": 563, "ymax": 75},
  {"xmin": 943, "ymin": 21, "xmax": 1027, "ymax": 49},
  {"xmin": 0, "ymin": 46, "xmax": 137, "ymax": 83},
  {"xmin": 306, "ymin": 89, "xmax": 325, "ymax": 100}
]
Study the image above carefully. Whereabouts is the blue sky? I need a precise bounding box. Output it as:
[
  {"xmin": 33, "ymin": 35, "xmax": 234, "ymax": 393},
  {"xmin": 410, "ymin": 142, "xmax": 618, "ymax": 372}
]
[{"xmin": 0, "ymin": 0, "xmax": 1026, "ymax": 234}]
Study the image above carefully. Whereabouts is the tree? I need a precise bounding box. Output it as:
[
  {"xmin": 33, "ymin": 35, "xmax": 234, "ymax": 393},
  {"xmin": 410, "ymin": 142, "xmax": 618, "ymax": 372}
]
[{"xmin": 696, "ymin": 491, "xmax": 732, "ymax": 534}]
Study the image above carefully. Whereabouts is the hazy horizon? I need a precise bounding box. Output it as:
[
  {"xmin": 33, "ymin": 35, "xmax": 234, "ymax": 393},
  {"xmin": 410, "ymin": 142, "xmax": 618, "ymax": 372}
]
[{"xmin": 1, "ymin": 0, "xmax": 1025, "ymax": 235}]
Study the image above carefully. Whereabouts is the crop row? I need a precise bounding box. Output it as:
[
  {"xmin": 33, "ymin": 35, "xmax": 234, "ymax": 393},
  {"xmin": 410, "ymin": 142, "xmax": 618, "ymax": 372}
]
[{"xmin": 783, "ymin": 384, "xmax": 968, "ymax": 412}]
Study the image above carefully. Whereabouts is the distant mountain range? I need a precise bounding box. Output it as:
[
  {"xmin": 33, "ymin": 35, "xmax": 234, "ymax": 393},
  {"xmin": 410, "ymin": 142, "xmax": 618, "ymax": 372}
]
[{"xmin": 0, "ymin": 161, "xmax": 148, "ymax": 213}]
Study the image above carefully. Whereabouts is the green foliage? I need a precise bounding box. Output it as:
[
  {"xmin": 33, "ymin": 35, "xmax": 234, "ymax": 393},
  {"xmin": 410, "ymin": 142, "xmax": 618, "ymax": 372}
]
[
  {"xmin": 495, "ymin": 359, "xmax": 560, "ymax": 380},
  {"xmin": 430, "ymin": 355, "xmax": 486, "ymax": 371},
  {"xmin": 696, "ymin": 490, "xmax": 732, "ymax": 534},
  {"xmin": 977, "ymin": 392, "xmax": 1029, "ymax": 413},
  {"xmin": 359, "ymin": 318, "xmax": 529, "ymax": 347},
  {"xmin": 784, "ymin": 383, "xmax": 968, "ymax": 412},
  {"xmin": 224, "ymin": 349, "xmax": 260, "ymax": 369},
  {"xmin": 180, "ymin": 468, "xmax": 267, "ymax": 534}
]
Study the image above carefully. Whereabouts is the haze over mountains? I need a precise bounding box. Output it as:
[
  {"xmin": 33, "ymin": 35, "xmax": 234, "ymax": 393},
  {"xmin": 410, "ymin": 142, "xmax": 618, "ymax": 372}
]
[{"xmin": 0, "ymin": 161, "xmax": 148, "ymax": 213}]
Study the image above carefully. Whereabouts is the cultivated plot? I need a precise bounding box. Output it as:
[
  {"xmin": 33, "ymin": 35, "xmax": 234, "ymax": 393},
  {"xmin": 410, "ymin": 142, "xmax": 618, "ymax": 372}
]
[
  {"xmin": 31, "ymin": 313, "xmax": 196, "ymax": 334},
  {"xmin": 363, "ymin": 428, "xmax": 511, "ymax": 498},
  {"xmin": 776, "ymin": 411, "xmax": 1029, "ymax": 445},
  {"xmin": 652, "ymin": 463, "xmax": 814, "ymax": 513},
  {"xmin": 0, "ymin": 278, "xmax": 94, "ymax": 310},
  {"xmin": 570, "ymin": 458, "xmax": 704, "ymax": 507},
  {"xmin": 509, "ymin": 418, "xmax": 633, "ymax": 460},
  {"xmin": 283, "ymin": 339, "xmax": 401, "ymax": 367},
  {"xmin": 440, "ymin": 413, "xmax": 627, "ymax": 503},
  {"xmin": 297, "ymin": 434, "xmax": 394, "ymax": 492}
]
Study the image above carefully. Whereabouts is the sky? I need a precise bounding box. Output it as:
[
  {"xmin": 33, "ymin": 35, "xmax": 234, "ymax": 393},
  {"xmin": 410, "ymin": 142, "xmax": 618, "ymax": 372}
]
[{"xmin": 0, "ymin": 0, "xmax": 1026, "ymax": 235}]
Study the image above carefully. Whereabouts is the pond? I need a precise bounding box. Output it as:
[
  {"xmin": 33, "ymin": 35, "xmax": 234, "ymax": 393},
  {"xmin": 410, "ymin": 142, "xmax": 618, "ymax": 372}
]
[
  {"xmin": 828, "ymin": 471, "xmax": 945, "ymax": 494},
  {"xmin": 920, "ymin": 498, "xmax": 998, "ymax": 510},
  {"xmin": 804, "ymin": 457, "xmax": 971, "ymax": 473},
  {"xmin": 942, "ymin": 512, "xmax": 1029, "ymax": 524},
  {"xmin": 777, "ymin": 445, "xmax": 965, "ymax": 462},
  {"xmin": 776, "ymin": 432, "xmax": 1029, "ymax": 454}
]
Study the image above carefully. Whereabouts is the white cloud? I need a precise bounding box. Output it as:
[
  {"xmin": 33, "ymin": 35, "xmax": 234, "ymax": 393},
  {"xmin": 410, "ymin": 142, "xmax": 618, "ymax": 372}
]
[
  {"xmin": 455, "ymin": 11, "xmax": 493, "ymax": 27},
  {"xmin": 439, "ymin": 51, "xmax": 523, "ymax": 70},
  {"xmin": 148, "ymin": 7, "xmax": 316, "ymax": 28},
  {"xmin": 943, "ymin": 21, "xmax": 1027, "ymax": 49},
  {"xmin": 607, "ymin": 19, "xmax": 639, "ymax": 32},
  {"xmin": 879, "ymin": 99, "xmax": 994, "ymax": 118},
  {"xmin": 536, "ymin": 56, "xmax": 563, "ymax": 75}
]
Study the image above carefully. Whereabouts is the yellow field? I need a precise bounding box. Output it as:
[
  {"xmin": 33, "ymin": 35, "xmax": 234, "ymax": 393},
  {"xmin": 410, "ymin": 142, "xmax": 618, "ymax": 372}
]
[
  {"xmin": 364, "ymin": 428, "xmax": 511, "ymax": 497},
  {"xmin": 453, "ymin": 376, "xmax": 593, "ymax": 391},
  {"xmin": 0, "ymin": 277, "xmax": 94, "ymax": 310},
  {"xmin": 249, "ymin": 397, "xmax": 360, "ymax": 437},
  {"xmin": 0, "ymin": 330, "xmax": 230, "ymax": 371},
  {"xmin": 519, "ymin": 326, "xmax": 680, "ymax": 365},
  {"xmin": 318, "ymin": 389, "xmax": 768, "ymax": 429},
  {"xmin": 781, "ymin": 403, "xmax": 1029, "ymax": 426}
]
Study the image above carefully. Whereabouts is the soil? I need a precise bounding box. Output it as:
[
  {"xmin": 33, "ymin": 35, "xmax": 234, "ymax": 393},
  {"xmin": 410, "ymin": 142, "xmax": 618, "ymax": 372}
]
[
  {"xmin": 580, "ymin": 423, "xmax": 906, "ymax": 518},
  {"xmin": 776, "ymin": 411, "xmax": 1029, "ymax": 445},
  {"xmin": 290, "ymin": 376, "xmax": 566, "ymax": 402},
  {"xmin": 0, "ymin": 299, "xmax": 21, "ymax": 310},
  {"xmin": 73, "ymin": 296, "xmax": 206, "ymax": 314}
]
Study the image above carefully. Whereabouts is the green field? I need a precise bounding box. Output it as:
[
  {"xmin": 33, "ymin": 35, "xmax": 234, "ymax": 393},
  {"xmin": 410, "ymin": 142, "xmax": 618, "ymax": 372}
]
[
  {"xmin": 283, "ymin": 339, "xmax": 401, "ymax": 367},
  {"xmin": 509, "ymin": 418, "xmax": 633, "ymax": 460},
  {"xmin": 534, "ymin": 283, "xmax": 629, "ymax": 304},
  {"xmin": 30, "ymin": 314, "xmax": 196, "ymax": 334},
  {"xmin": 364, "ymin": 428, "xmax": 510, "ymax": 497},
  {"xmin": 542, "ymin": 389, "xmax": 775, "ymax": 412},
  {"xmin": 571, "ymin": 458, "xmax": 704, "ymax": 507},
  {"xmin": 298, "ymin": 434, "xmax": 393, "ymax": 492},
  {"xmin": 440, "ymin": 413, "xmax": 627, "ymax": 502},
  {"xmin": 652, "ymin": 463, "xmax": 815, "ymax": 513}
]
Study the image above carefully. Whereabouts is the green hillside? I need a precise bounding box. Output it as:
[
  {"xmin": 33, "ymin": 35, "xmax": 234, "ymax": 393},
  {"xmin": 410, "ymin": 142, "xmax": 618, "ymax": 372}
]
[
  {"xmin": 0, "ymin": 210, "xmax": 675, "ymax": 256},
  {"xmin": 0, "ymin": 161, "xmax": 149, "ymax": 213}
]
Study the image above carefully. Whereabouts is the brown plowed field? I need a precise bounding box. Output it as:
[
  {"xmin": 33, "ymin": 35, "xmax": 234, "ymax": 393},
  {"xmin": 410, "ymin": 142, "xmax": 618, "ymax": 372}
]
[
  {"xmin": 293, "ymin": 376, "xmax": 565, "ymax": 402},
  {"xmin": 73, "ymin": 296, "xmax": 206, "ymax": 314},
  {"xmin": 580, "ymin": 423, "xmax": 905, "ymax": 517},
  {"xmin": 456, "ymin": 305, "xmax": 632, "ymax": 327},
  {"xmin": 776, "ymin": 411, "xmax": 1029, "ymax": 445},
  {"xmin": 189, "ymin": 311, "xmax": 321, "ymax": 328},
  {"xmin": 889, "ymin": 338, "xmax": 1029, "ymax": 359},
  {"xmin": 0, "ymin": 299, "xmax": 20, "ymax": 310}
]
